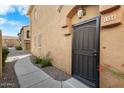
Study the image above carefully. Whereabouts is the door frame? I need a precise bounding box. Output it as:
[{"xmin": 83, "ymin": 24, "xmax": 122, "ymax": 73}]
[{"xmin": 71, "ymin": 16, "xmax": 100, "ymax": 88}]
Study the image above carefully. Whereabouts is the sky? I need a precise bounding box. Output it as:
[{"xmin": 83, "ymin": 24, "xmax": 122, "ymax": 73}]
[{"xmin": 0, "ymin": 5, "xmax": 30, "ymax": 36}]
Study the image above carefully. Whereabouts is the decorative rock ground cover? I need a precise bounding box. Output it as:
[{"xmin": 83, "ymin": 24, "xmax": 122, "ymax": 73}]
[
  {"xmin": 0, "ymin": 61, "xmax": 19, "ymax": 88},
  {"xmin": 30, "ymin": 56, "xmax": 71, "ymax": 81}
]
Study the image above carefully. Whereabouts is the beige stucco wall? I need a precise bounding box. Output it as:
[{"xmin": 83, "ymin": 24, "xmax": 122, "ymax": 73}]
[
  {"xmin": 29, "ymin": 5, "xmax": 124, "ymax": 87},
  {"xmin": 20, "ymin": 26, "xmax": 30, "ymax": 50},
  {"xmin": 23, "ymin": 26, "xmax": 30, "ymax": 40},
  {"xmin": 20, "ymin": 29, "xmax": 25, "ymax": 50},
  {"xmin": 72, "ymin": 6, "xmax": 99, "ymax": 24},
  {"xmin": 0, "ymin": 31, "xmax": 2, "ymax": 79},
  {"xmin": 2, "ymin": 38, "xmax": 19, "ymax": 47},
  {"xmin": 30, "ymin": 5, "xmax": 73, "ymax": 74},
  {"xmin": 100, "ymin": 6, "xmax": 124, "ymax": 87},
  {"xmin": 30, "ymin": 5, "xmax": 99, "ymax": 75}
]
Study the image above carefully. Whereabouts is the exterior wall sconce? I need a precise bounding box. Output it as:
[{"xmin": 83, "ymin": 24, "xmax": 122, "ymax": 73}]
[{"xmin": 77, "ymin": 7, "xmax": 86, "ymax": 19}]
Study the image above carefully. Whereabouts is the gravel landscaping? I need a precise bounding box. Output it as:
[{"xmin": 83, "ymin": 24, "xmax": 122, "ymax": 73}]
[
  {"xmin": 30, "ymin": 56, "xmax": 71, "ymax": 81},
  {"xmin": 0, "ymin": 61, "xmax": 19, "ymax": 88}
]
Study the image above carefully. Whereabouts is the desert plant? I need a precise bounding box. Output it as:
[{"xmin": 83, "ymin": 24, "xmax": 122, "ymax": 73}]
[
  {"xmin": 34, "ymin": 52, "xmax": 53, "ymax": 68},
  {"xmin": 16, "ymin": 46, "xmax": 22, "ymax": 50},
  {"xmin": 34, "ymin": 56, "xmax": 52, "ymax": 68},
  {"xmin": 35, "ymin": 57, "xmax": 42, "ymax": 64},
  {"xmin": 2, "ymin": 47, "xmax": 9, "ymax": 67},
  {"xmin": 40, "ymin": 56, "xmax": 52, "ymax": 68}
]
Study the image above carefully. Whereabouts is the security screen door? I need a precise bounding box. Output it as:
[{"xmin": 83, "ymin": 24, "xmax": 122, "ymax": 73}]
[{"xmin": 72, "ymin": 16, "xmax": 100, "ymax": 87}]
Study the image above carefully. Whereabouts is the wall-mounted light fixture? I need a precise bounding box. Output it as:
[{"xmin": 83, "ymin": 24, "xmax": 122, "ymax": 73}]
[{"xmin": 77, "ymin": 7, "xmax": 86, "ymax": 19}]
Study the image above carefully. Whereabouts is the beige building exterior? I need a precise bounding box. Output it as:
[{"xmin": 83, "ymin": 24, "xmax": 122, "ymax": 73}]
[
  {"xmin": 28, "ymin": 5, "xmax": 124, "ymax": 87},
  {"xmin": 0, "ymin": 31, "xmax": 2, "ymax": 79},
  {"xmin": 2, "ymin": 36, "xmax": 19, "ymax": 47},
  {"xmin": 18, "ymin": 25, "xmax": 31, "ymax": 51}
]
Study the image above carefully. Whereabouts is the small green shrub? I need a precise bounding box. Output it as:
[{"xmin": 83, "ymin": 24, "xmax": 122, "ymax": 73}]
[
  {"xmin": 16, "ymin": 46, "xmax": 22, "ymax": 50},
  {"xmin": 34, "ymin": 52, "xmax": 52, "ymax": 68},
  {"xmin": 2, "ymin": 47, "xmax": 9, "ymax": 67},
  {"xmin": 35, "ymin": 57, "xmax": 42, "ymax": 64},
  {"xmin": 41, "ymin": 57, "xmax": 52, "ymax": 68}
]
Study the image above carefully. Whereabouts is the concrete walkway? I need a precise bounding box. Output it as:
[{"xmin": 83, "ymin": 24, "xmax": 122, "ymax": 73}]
[
  {"xmin": 14, "ymin": 56, "xmax": 89, "ymax": 88},
  {"xmin": 6, "ymin": 48, "xmax": 31, "ymax": 62}
]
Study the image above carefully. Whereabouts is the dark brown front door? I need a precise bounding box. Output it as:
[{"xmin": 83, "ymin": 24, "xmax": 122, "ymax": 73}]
[
  {"xmin": 26, "ymin": 43, "xmax": 30, "ymax": 51},
  {"xmin": 72, "ymin": 16, "xmax": 100, "ymax": 87}
]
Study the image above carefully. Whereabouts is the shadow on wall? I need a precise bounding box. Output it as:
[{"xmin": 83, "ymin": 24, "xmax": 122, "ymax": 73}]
[{"xmin": 101, "ymin": 64, "xmax": 124, "ymax": 88}]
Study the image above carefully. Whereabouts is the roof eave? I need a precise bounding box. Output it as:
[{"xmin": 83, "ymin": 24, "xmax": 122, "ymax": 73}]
[{"xmin": 27, "ymin": 5, "xmax": 35, "ymax": 15}]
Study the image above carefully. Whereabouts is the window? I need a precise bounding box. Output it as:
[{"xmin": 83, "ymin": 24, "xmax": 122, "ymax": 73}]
[
  {"xmin": 27, "ymin": 30, "xmax": 30, "ymax": 38},
  {"xmin": 34, "ymin": 33, "xmax": 41, "ymax": 48}
]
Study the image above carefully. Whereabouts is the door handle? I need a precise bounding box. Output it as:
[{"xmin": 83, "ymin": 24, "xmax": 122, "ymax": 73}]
[
  {"xmin": 94, "ymin": 54, "xmax": 97, "ymax": 56},
  {"xmin": 93, "ymin": 51, "xmax": 98, "ymax": 53},
  {"xmin": 93, "ymin": 51, "xmax": 98, "ymax": 56}
]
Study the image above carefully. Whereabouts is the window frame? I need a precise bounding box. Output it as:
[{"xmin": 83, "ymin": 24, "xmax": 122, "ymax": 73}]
[{"xmin": 27, "ymin": 30, "xmax": 30, "ymax": 38}]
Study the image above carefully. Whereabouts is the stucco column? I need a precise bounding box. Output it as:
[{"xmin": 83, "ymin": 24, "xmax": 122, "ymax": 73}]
[{"xmin": 0, "ymin": 30, "xmax": 2, "ymax": 79}]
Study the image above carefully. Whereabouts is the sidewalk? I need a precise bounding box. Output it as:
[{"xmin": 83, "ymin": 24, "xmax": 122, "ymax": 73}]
[
  {"xmin": 6, "ymin": 49, "xmax": 31, "ymax": 63},
  {"xmin": 14, "ymin": 56, "xmax": 89, "ymax": 88}
]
